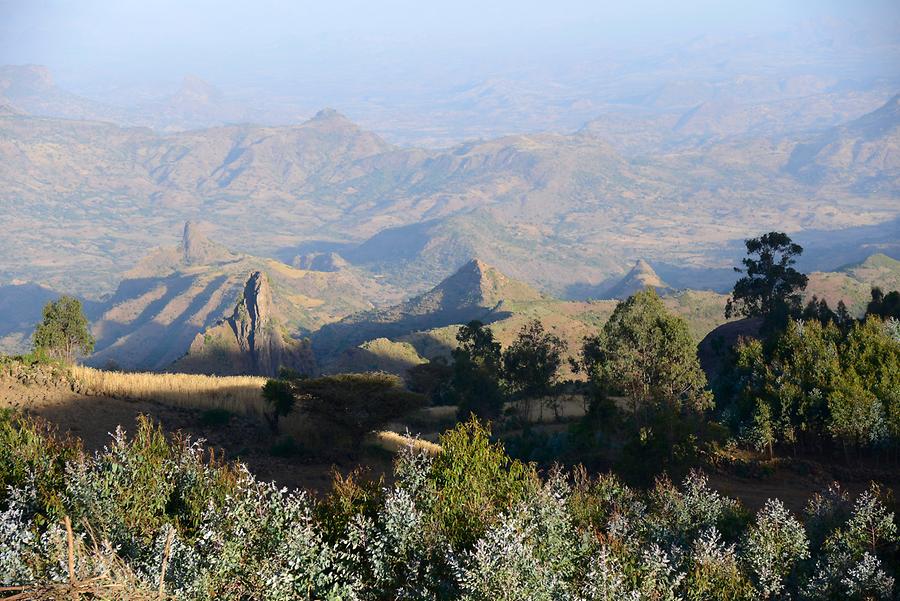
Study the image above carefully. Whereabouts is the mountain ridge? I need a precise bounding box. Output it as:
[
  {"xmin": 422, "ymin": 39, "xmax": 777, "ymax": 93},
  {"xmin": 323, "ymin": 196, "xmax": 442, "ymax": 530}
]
[{"xmin": 311, "ymin": 258, "xmax": 542, "ymax": 362}]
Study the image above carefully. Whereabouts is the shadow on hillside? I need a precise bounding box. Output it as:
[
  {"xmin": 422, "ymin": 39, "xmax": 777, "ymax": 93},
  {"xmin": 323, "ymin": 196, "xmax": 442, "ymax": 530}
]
[
  {"xmin": 92, "ymin": 275, "xmax": 197, "ymax": 351},
  {"xmin": 89, "ymin": 275, "xmax": 237, "ymax": 370},
  {"xmin": 22, "ymin": 388, "xmax": 389, "ymax": 495},
  {"xmin": 311, "ymin": 308, "xmax": 512, "ymax": 360},
  {"xmin": 563, "ymin": 276, "xmax": 620, "ymax": 300}
]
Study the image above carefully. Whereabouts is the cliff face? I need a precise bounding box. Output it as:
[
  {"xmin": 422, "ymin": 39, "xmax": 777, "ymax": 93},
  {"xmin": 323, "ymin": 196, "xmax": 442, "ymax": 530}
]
[
  {"xmin": 228, "ymin": 271, "xmax": 274, "ymax": 374},
  {"xmin": 176, "ymin": 271, "xmax": 316, "ymax": 377}
]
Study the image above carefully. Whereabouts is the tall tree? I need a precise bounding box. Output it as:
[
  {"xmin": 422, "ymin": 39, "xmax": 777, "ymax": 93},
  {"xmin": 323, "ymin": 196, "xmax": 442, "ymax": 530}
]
[
  {"xmin": 725, "ymin": 232, "xmax": 808, "ymax": 321},
  {"xmin": 578, "ymin": 289, "xmax": 711, "ymax": 421},
  {"xmin": 502, "ymin": 320, "xmax": 567, "ymax": 418},
  {"xmin": 33, "ymin": 296, "xmax": 94, "ymax": 363}
]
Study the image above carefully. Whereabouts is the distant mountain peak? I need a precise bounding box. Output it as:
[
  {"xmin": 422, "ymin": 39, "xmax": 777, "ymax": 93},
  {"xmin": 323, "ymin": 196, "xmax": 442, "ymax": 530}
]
[
  {"xmin": 309, "ymin": 107, "xmax": 353, "ymax": 124},
  {"xmin": 181, "ymin": 221, "xmax": 236, "ymax": 266},
  {"xmin": 843, "ymin": 252, "xmax": 900, "ymax": 274},
  {"xmin": 605, "ymin": 259, "xmax": 671, "ymax": 299},
  {"xmin": 174, "ymin": 74, "xmax": 223, "ymax": 103},
  {"xmin": 429, "ymin": 257, "xmax": 542, "ymax": 309}
]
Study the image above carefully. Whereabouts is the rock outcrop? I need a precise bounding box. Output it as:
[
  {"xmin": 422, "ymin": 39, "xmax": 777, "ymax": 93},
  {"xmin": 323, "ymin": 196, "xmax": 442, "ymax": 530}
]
[
  {"xmin": 182, "ymin": 221, "xmax": 236, "ymax": 266},
  {"xmin": 176, "ymin": 271, "xmax": 315, "ymax": 377},
  {"xmin": 228, "ymin": 271, "xmax": 274, "ymax": 373}
]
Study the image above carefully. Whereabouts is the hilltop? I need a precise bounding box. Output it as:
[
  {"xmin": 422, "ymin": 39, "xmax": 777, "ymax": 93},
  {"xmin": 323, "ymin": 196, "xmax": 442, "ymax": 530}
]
[
  {"xmin": 604, "ymin": 259, "xmax": 671, "ymax": 299},
  {"xmin": 312, "ymin": 258, "xmax": 543, "ymax": 362},
  {"xmin": 312, "ymin": 258, "xmax": 735, "ymax": 377},
  {"xmin": 805, "ymin": 253, "xmax": 900, "ymax": 315}
]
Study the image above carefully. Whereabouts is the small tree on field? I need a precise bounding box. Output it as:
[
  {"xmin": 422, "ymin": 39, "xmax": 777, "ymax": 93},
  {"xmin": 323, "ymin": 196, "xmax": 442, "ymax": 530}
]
[
  {"xmin": 262, "ymin": 379, "xmax": 295, "ymax": 434},
  {"xmin": 502, "ymin": 320, "xmax": 567, "ymax": 419},
  {"xmin": 725, "ymin": 232, "xmax": 808, "ymax": 322},
  {"xmin": 295, "ymin": 373, "xmax": 424, "ymax": 450},
  {"xmin": 33, "ymin": 296, "xmax": 94, "ymax": 363}
]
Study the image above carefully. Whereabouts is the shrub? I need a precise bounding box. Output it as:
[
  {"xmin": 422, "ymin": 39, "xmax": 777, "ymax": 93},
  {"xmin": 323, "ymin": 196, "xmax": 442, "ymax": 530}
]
[
  {"xmin": 744, "ymin": 499, "xmax": 810, "ymax": 598},
  {"xmin": 0, "ymin": 412, "xmax": 897, "ymax": 600},
  {"xmin": 426, "ymin": 418, "xmax": 537, "ymax": 549}
]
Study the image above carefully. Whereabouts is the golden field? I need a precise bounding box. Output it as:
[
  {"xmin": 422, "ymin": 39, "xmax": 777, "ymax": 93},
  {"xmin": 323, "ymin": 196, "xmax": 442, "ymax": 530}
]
[{"xmin": 71, "ymin": 366, "xmax": 268, "ymax": 417}]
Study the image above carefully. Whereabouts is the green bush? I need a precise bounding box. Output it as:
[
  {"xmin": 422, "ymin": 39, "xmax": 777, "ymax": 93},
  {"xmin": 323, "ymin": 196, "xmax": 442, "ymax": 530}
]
[
  {"xmin": 1, "ymin": 412, "xmax": 897, "ymax": 600},
  {"xmin": 426, "ymin": 418, "xmax": 538, "ymax": 549}
]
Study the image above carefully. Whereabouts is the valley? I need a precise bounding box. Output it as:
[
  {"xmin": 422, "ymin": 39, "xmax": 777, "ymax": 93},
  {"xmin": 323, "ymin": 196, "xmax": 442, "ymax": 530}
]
[{"xmin": 2, "ymin": 6, "xmax": 900, "ymax": 596}]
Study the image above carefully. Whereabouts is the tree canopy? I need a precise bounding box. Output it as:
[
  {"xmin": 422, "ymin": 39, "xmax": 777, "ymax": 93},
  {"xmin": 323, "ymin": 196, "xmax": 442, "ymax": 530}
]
[
  {"xmin": 723, "ymin": 316, "xmax": 900, "ymax": 456},
  {"xmin": 451, "ymin": 321, "xmax": 505, "ymax": 420},
  {"xmin": 725, "ymin": 232, "xmax": 809, "ymax": 321},
  {"xmin": 579, "ymin": 288, "xmax": 712, "ymax": 420},
  {"xmin": 32, "ymin": 295, "xmax": 94, "ymax": 363},
  {"xmin": 502, "ymin": 319, "xmax": 566, "ymax": 400}
]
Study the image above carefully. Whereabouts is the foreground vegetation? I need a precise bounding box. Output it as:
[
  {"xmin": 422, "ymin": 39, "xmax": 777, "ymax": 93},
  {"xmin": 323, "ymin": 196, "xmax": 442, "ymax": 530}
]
[{"xmin": 1, "ymin": 413, "xmax": 897, "ymax": 600}]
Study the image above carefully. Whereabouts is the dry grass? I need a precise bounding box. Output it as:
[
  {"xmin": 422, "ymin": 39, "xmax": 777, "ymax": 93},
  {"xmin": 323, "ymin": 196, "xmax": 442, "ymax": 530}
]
[
  {"xmin": 372, "ymin": 430, "xmax": 442, "ymax": 456},
  {"xmin": 71, "ymin": 366, "xmax": 267, "ymax": 417}
]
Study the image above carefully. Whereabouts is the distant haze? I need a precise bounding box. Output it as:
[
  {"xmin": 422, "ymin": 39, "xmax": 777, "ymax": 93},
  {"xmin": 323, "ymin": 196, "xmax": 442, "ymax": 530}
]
[{"xmin": 2, "ymin": 1, "xmax": 899, "ymax": 110}]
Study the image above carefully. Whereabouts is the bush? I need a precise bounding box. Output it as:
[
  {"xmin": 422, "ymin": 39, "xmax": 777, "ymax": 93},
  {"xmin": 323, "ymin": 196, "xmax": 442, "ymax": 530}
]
[
  {"xmin": 426, "ymin": 418, "xmax": 538, "ymax": 549},
  {"xmin": 1, "ymin": 412, "xmax": 897, "ymax": 600}
]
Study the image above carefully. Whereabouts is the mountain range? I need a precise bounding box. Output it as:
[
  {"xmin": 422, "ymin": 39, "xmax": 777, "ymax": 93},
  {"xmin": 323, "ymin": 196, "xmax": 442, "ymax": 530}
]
[
  {"xmin": 1, "ymin": 220, "xmax": 897, "ymax": 377},
  {"xmin": 1, "ymin": 82, "xmax": 898, "ymax": 303},
  {"xmin": 83, "ymin": 223, "xmax": 382, "ymax": 373}
]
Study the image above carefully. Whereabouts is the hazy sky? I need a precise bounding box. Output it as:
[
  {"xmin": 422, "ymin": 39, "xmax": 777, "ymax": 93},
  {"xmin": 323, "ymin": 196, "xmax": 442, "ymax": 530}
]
[{"xmin": 3, "ymin": 0, "xmax": 899, "ymax": 93}]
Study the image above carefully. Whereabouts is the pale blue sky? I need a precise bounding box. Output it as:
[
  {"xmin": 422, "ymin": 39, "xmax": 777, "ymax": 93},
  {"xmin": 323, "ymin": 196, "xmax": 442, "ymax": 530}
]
[{"xmin": 1, "ymin": 0, "xmax": 898, "ymax": 91}]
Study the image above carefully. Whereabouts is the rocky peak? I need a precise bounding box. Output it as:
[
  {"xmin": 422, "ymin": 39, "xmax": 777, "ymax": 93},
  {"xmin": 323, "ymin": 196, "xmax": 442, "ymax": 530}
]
[
  {"xmin": 178, "ymin": 270, "xmax": 315, "ymax": 377},
  {"xmin": 605, "ymin": 259, "xmax": 671, "ymax": 299},
  {"xmin": 181, "ymin": 221, "xmax": 235, "ymax": 266},
  {"xmin": 421, "ymin": 257, "xmax": 542, "ymax": 312},
  {"xmin": 311, "ymin": 107, "xmax": 346, "ymax": 121},
  {"xmin": 306, "ymin": 107, "xmax": 360, "ymax": 132},
  {"xmin": 228, "ymin": 271, "xmax": 275, "ymax": 373}
]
